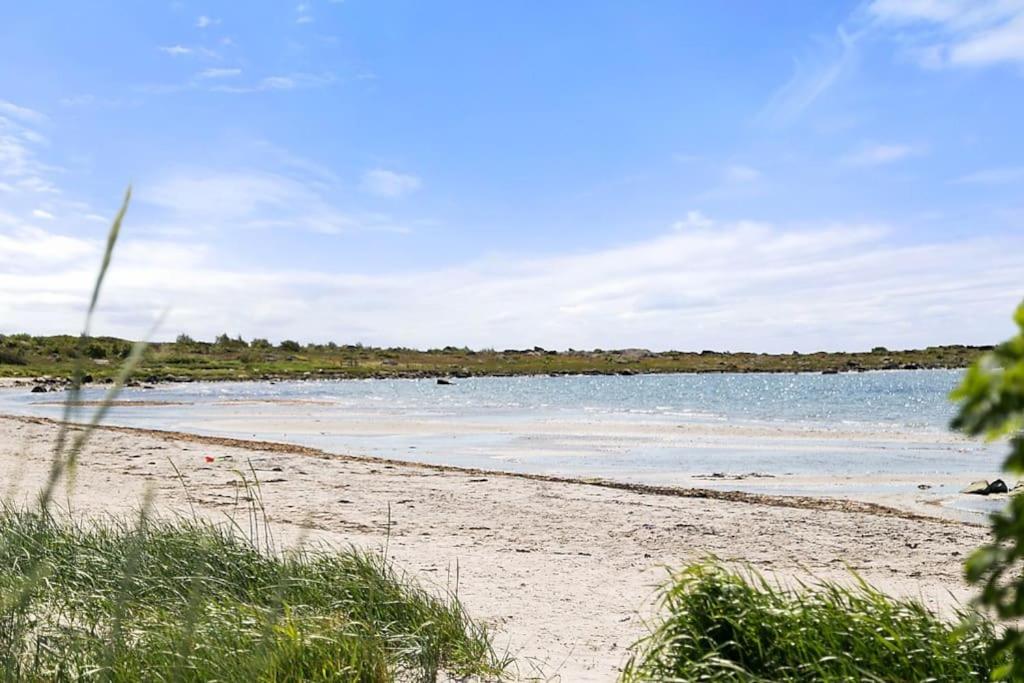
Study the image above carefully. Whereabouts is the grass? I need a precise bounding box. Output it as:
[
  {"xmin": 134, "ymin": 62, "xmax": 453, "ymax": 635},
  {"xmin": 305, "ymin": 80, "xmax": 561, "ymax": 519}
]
[
  {"xmin": 622, "ymin": 563, "xmax": 1002, "ymax": 682},
  {"xmin": 0, "ymin": 505, "xmax": 504, "ymax": 681},
  {"xmin": 0, "ymin": 333, "xmax": 988, "ymax": 383}
]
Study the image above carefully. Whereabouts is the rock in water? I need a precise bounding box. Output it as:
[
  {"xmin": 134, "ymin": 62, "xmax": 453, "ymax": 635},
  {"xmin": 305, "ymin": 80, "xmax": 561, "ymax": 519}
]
[
  {"xmin": 987, "ymin": 479, "xmax": 1009, "ymax": 494},
  {"xmin": 962, "ymin": 480, "xmax": 990, "ymax": 495},
  {"xmin": 436, "ymin": 378, "xmax": 453, "ymax": 385}
]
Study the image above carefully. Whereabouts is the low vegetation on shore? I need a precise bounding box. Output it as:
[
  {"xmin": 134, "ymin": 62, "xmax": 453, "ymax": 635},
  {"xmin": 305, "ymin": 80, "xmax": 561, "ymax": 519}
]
[
  {"xmin": 0, "ymin": 332, "xmax": 985, "ymax": 383},
  {"xmin": 622, "ymin": 563, "xmax": 1002, "ymax": 682},
  {"xmin": 0, "ymin": 506, "xmax": 503, "ymax": 681}
]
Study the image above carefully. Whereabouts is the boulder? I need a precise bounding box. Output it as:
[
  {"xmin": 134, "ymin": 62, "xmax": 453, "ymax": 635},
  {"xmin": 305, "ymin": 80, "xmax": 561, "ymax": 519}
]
[
  {"xmin": 961, "ymin": 480, "xmax": 991, "ymax": 495},
  {"xmin": 436, "ymin": 378, "xmax": 453, "ymax": 385},
  {"xmin": 961, "ymin": 479, "xmax": 1011, "ymax": 495},
  {"xmin": 988, "ymin": 479, "xmax": 1009, "ymax": 494}
]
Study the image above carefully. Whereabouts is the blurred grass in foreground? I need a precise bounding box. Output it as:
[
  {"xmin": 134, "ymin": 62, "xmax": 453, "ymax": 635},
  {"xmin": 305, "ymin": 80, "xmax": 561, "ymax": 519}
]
[
  {"xmin": 0, "ymin": 506, "xmax": 502, "ymax": 682},
  {"xmin": 622, "ymin": 563, "xmax": 1002, "ymax": 682}
]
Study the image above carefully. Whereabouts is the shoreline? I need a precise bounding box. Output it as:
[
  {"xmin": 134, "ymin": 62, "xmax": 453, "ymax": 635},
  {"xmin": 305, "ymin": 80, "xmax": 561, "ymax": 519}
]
[
  {"xmin": 0, "ymin": 413, "xmax": 990, "ymax": 680},
  {"xmin": 4, "ymin": 413, "xmax": 976, "ymax": 526},
  {"xmin": 2, "ymin": 363, "xmax": 973, "ymax": 390}
]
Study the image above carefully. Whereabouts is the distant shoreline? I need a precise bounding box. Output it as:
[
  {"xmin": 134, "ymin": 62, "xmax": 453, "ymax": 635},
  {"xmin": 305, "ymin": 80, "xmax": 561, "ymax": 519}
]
[{"xmin": 0, "ymin": 334, "xmax": 988, "ymax": 385}]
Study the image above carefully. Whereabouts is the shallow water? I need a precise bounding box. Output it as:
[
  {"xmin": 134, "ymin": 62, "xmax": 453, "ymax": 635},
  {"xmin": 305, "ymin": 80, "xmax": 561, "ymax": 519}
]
[{"xmin": 0, "ymin": 370, "xmax": 1009, "ymax": 516}]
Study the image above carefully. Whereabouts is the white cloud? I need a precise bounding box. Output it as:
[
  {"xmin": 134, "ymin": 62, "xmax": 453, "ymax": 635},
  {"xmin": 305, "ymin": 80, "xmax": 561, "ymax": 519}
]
[
  {"xmin": 31, "ymin": 209, "xmax": 54, "ymax": 220},
  {"xmin": 868, "ymin": 0, "xmax": 1024, "ymax": 68},
  {"xmin": 196, "ymin": 15, "xmax": 220, "ymax": 29},
  {"xmin": 841, "ymin": 142, "xmax": 917, "ymax": 166},
  {"xmin": 2, "ymin": 214, "xmax": 1021, "ymax": 352},
  {"xmin": 360, "ymin": 169, "xmax": 422, "ymax": 198}
]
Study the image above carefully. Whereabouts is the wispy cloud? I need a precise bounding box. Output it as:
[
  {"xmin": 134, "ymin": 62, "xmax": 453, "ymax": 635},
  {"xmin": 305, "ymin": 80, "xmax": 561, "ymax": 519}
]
[
  {"xmin": 952, "ymin": 166, "xmax": 1024, "ymax": 184},
  {"xmin": 158, "ymin": 45, "xmax": 193, "ymax": 57},
  {"xmin": 197, "ymin": 67, "xmax": 242, "ymax": 79},
  {"xmin": 0, "ymin": 104, "xmax": 58, "ymax": 194},
  {"xmin": 723, "ymin": 164, "xmax": 761, "ymax": 183},
  {"xmin": 671, "ymin": 210, "xmax": 713, "ymax": 230},
  {"xmin": 360, "ymin": 169, "xmax": 422, "ymax": 198},
  {"xmin": 0, "ymin": 99, "xmax": 46, "ymax": 125},
  {"xmin": 158, "ymin": 44, "xmax": 219, "ymax": 59},
  {"xmin": 296, "ymin": 2, "xmax": 313, "ymax": 24},
  {"xmin": 841, "ymin": 142, "xmax": 917, "ymax": 166},
  {"xmin": 58, "ymin": 94, "xmax": 134, "ymax": 108},
  {"xmin": 868, "ymin": 0, "xmax": 1024, "ymax": 68},
  {"xmin": 196, "ymin": 15, "xmax": 220, "ymax": 29},
  {"xmin": 208, "ymin": 72, "xmax": 334, "ymax": 94},
  {"xmin": 141, "ymin": 168, "xmax": 413, "ymax": 235},
  {"xmin": 760, "ymin": 26, "xmax": 862, "ymax": 124}
]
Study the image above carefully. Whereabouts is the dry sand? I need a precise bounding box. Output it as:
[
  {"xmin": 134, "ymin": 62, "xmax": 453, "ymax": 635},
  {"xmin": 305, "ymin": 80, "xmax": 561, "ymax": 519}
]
[{"xmin": 0, "ymin": 414, "xmax": 989, "ymax": 681}]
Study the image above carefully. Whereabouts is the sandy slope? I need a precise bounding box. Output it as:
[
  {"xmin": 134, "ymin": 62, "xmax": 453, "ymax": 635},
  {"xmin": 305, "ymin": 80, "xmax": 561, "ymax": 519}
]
[{"xmin": 0, "ymin": 414, "xmax": 988, "ymax": 681}]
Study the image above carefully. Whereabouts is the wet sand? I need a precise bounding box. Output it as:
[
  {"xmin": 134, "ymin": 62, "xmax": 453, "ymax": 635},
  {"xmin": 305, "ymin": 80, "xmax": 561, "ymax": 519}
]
[{"xmin": 0, "ymin": 413, "xmax": 990, "ymax": 681}]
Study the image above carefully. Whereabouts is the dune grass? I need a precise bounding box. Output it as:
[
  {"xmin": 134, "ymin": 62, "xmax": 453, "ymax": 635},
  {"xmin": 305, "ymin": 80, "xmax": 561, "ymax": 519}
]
[
  {"xmin": 621, "ymin": 563, "xmax": 1002, "ymax": 682},
  {"xmin": 0, "ymin": 505, "xmax": 504, "ymax": 681}
]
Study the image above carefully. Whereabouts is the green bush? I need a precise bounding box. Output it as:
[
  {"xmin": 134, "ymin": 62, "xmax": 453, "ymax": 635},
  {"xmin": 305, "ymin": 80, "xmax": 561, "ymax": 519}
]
[
  {"xmin": 952, "ymin": 300, "xmax": 1024, "ymax": 679},
  {"xmin": 279, "ymin": 339, "xmax": 301, "ymax": 352},
  {"xmin": 622, "ymin": 563, "xmax": 1001, "ymax": 682},
  {"xmin": 0, "ymin": 349, "xmax": 27, "ymax": 365}
]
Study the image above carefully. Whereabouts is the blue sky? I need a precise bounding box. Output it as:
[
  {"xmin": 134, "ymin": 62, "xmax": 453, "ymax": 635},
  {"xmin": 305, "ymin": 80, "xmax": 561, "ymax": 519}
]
[{"xmin": 1, "ymin": 0, "xmax": 1022, "ymax": 351}]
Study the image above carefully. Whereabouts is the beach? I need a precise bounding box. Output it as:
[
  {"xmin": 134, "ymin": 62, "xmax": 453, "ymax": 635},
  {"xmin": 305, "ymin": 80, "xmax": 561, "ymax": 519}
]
[{"xmin": 0, "ymin": 413, "xmax": 989, "ymax": 681}]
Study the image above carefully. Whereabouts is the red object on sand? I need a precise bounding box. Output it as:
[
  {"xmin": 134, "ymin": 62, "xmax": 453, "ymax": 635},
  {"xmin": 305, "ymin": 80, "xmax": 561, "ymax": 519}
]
[{"xmin": 204, "ymin": 456, "xmax": 215, "ymax": 463}]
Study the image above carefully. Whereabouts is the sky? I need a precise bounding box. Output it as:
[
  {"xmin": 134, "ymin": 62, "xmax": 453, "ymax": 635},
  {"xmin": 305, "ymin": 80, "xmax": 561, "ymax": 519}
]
[{"xmin": 1, "ymin": 0, "xmax": 1022, "ymax": 352}]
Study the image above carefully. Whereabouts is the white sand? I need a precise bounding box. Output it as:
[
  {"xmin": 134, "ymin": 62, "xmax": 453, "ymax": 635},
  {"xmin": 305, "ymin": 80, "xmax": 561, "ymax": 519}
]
[{"xmin": 0, "ymin": 414, "xmax": 989, "ymax": 681}]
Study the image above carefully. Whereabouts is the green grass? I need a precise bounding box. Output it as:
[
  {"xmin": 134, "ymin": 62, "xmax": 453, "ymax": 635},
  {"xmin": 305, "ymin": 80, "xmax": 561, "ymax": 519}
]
[
  {"xmin": 622, "ymin": 563, "xmax": 1002, "ymax": 682},
  {"xmin": 0, "ymin": 332, "xmax": 988, "ymax": 383},
  {"xmin": 0, "ymin": 505, "xmax": 505, "ymax": 681}
]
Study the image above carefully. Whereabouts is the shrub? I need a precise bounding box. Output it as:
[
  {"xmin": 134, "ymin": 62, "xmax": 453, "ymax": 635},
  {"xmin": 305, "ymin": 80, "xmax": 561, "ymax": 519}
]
[
  {"xmin": 279, "ymin": 339, "xmax": 301, "ymax": 352},
  {"xmin": 622, "ymin": 563, "xmax": 1001, "ymax": 682},
  {"xmin": 85, "ymin": 342, "xmax": 107, "ymax": 359},
  {"xmin": 952, "ymin": 300, "xmax": 1024, "ymax": 680},
  {"xmin": 0, "ymin": 349, "xmax": 27, "ymax": 365}
]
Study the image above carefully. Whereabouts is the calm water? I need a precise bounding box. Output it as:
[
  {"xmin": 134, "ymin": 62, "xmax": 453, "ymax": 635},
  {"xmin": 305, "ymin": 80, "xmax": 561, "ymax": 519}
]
[
  {"xmin": 2, "ymin": 369, "xmax": 967, "ymax": 427},
  {"xmin": 0, "ymin": 370, "xmax": 1007, "ymax": 511}
]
